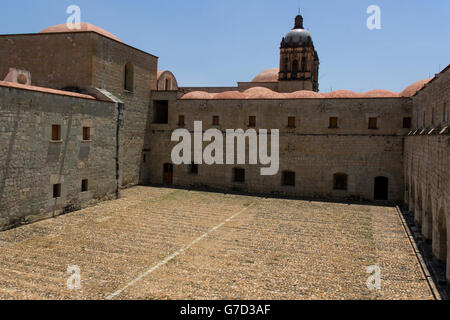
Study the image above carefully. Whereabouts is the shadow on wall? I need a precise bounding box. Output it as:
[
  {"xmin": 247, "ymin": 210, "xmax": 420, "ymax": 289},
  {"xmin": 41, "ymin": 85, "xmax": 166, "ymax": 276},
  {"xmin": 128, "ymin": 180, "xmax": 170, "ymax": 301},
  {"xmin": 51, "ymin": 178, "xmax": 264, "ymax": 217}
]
[
  {"xmin": 0, "ymin": 109, "xmax": 20, "ymax": 223},
  {"xmin": 52, "ymin": 113, "xmax": 74, "ymax": 218}
]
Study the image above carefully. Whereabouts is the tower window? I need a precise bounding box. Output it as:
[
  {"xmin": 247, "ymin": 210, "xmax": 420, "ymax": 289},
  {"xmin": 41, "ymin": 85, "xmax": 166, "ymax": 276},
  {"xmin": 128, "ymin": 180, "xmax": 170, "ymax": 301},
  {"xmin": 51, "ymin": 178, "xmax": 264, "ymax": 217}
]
[
  {"xmin": 282, "ymin": 171, "xmax": 296, "ymax": 186},
  {"xmin": 248, "ymin": 116, "xmax": 256, "ymax": 127},
  {"xmin": 292, "ymin": 60, "xmax": 299, "ymax": 78},
  {"xmin": 165, "ymin": 79, "xmax": 170, "ymax": 90},
  {"xmin": 213, "ymin": 116, "xmax": 220, "ymax": 126},
  {"xmin": 333, "ymin": 173, "xmax": 348, "ymax": 191},
  {"xmin": 233, "ymin": 168, "xmax": 245, "ymax": 183},
  {"xmin": 403, "ymin": 117, "xmax": 412, "ymax": 129},
  {"xmin": 301, "ymin": 57, "xmax": 307, "ymax": 72},
  {"xmin": 53, "ymin": 184, "xmax": 61, "ymax": 198},
  {"xmin": 81, "ymin": 179, "xmax": 89, "ymax": 192},
  {"xmin": 329, "ymin": 117, "xmax": 338, "ymax": 129},
  {"xmin": 124, "ymin": 62, "xmax": 134, "ymax": 92},
  {"xmin": 288, "ymin": 117, "xmax": 296, "ymax": 128},
  {"xmin": 368, "ymin": 118, "xmax": 378, "ymax": 130},
  {"xmin": 52, "ymin": 125, "xmax": 61, "ymax": 141}
]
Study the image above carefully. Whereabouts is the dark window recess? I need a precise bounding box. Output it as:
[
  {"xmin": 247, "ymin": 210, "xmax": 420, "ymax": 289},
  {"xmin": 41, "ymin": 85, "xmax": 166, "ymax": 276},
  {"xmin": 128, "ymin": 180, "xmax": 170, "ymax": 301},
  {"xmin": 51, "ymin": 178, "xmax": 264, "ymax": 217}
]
[
  {"xmin": 83, "ymin": 127, "xmax": 91, "ymax": 141},
  {"xmin": 178, "ymin": 115, "xmax": 185, "ymax": 126},
  {"xmin": 213, "ymin": 116, "xmax": 220, "ymax": 126},
  {"xmin": 368, "ymin": 118, "xmax": 378, "ymax": 129},
  {"xmin": 165, "ymin": 79, "xmax": 170, "ymax": 90},
  {"xmin": 329, "ymin": 117, "xmax": 338, "ymax": 129},
  {"xmin": 333, "ymin": 173, "xmax": 348, "ymax": 191},
  {"xmin": 143, "ymin": 154, "xmax": 146, "ymax": 163},
  {"xmin": 403, "ymin": 117, "xmax": 412, "ymax": 129},
  {"xmin": 248, "ymin": 116, "xmax": 256, "ymax": 127},
  {"xmin": 189, "ymin": 164, "xmax": 199, "ymax": 175},
  {"xmin": 124, "ymin": 62, "xmax": 134, "ymax": 92},
  {"xmin": 52, "ymin": 125, "xmax": 61, "ymax": 141},
  {"xmin": 153, "ymin": 100, "xmax": 169, "ymax": 124},
  {"xmin": 282, "ymin": 171, "xmax": 296, "ymax": 186},
  {"xmin": 288, "ymin": 117, "xmax": 296, "ymax": 128},
  {"xmin": 81, "ymin": 179, "xmax": 89, "ymax": 192},
  {"xmin": 233, "ymin": 168, "xmax": 245, "ymax": 183},
  {"xmin": 53, "ymin": 184, "xmax": 61, "ymax": 198}
]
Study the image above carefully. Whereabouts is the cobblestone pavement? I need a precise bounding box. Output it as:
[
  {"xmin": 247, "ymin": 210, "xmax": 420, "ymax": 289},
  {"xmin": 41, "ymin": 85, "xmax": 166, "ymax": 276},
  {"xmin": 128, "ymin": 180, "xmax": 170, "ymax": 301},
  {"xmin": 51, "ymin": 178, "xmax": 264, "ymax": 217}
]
[{"xmin": 0, "ymin": 186, "xmax": 434, "ymax": 300}]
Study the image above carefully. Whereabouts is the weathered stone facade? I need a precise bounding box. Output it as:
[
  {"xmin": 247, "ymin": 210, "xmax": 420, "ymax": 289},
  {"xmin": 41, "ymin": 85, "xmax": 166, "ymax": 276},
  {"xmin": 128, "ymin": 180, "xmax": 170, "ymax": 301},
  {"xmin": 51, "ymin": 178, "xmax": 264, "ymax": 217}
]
[
  {"xmin": 0, "ymin": 84, "xmax": 117, "ymax": 230},
  {"xmin": 404, "ymin": 65, "xmax": 450, "ymax": 282}
]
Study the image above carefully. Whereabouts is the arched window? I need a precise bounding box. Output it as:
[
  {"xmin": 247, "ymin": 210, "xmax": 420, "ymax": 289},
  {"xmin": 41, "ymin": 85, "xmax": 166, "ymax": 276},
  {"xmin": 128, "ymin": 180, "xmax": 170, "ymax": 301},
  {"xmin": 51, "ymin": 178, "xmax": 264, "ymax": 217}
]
[
  {"xmin": 333, "ymin": 173, "xmax": 348, "ymax": 191},
  {"xmin": 283, "ymin": 58, "xmax": 288, "ymax": 72},
  {"xmin": 301, "ymin": 57, "xmax": 307, "ymax": 72},
  {"xmin": 124, "ymin": 62, "xmax": 134, "ymax": 92},
  {"xmin": 292, "ymin": 60, "xmax": 299, "ymax": 78}
]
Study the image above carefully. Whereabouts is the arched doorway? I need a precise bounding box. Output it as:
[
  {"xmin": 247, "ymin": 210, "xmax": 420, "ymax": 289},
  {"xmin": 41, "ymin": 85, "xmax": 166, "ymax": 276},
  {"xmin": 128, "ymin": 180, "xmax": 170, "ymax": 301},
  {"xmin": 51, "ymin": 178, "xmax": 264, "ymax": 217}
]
[
  {"xmin": 410, "ymin": 180, "xmax": 416, "ymax": 215},
  {"xmin": 163, "ymin": 163, "xmax": 173, "ymax": 185},
  {"xmin": 423, "ymin": 194, "xmax": 433, "ymax": 240},
  {"xmin": 374, "ymin": 176, "xmax": 389, "ymax": 201},
  {"xmin": 416, "ymin": 187, "xmax": 423, "ymax": 226},
  {"xmin": 437, "ymin": 208, "xmax": 447, "ymax": 263}
]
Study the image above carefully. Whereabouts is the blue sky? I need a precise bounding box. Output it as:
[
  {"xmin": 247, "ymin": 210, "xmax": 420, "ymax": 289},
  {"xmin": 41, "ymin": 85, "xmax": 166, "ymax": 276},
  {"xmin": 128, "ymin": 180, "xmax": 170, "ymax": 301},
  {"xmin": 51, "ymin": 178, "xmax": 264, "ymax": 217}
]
[{"xmin": 1, "ymin": 0, "xmax": 449, "ymax": 92}]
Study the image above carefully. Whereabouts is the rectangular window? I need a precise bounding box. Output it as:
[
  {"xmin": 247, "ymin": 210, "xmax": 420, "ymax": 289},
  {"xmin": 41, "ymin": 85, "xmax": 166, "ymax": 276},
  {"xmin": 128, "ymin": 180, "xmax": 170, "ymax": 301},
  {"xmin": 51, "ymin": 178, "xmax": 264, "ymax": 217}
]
[
  {"xmin": 213, "ymin": 116, "xmax": 220, "ymax": 126},
  {"xmin": 288, "ymin": 117, "xmax": 296, "ymax": 128},
  {"xmin": 282, "ymin": 171, "xmax": 296, "ymax": 186},
  {"xmin": 403, "ymin": 117, "xmax": 412, "ymax": 129},
  {"xmin": 52, "ymin": 125, "xmax": 61, "ymax": 141},
  {"xmin": 82, "ymin": 127, "xmax": 91, "ymax": 141},
  {"xmin": 178, "ymin": 115, "xmax": 185, "ymax": 126},
  {"xmin": 189, "ymin": 164, "xmax": 198, "ymax": 175},
  {"xmin": 368, "ymin": 117, "xmax": 378, "ymax": 129},
  {"xmin": 248, "ymin": 116, "xmax": 256, "ymax": 127},
  {"xmin": 153, "ymin": 100, "xmax": 169, "ymax": 124},
  {"xmin": 81, "ymin": 179, "xmax": 89, "ymax": 192},
  {"xmin": 233, "ymin": 168, "xmax": 245, "ymax": 183},
  {"xmin": 329, "ymin": 117, "xmax": 338, "ymax": 129},
  {"xmin": 53, "ymin": 184, "xmax": 61, "ymax": 198}
]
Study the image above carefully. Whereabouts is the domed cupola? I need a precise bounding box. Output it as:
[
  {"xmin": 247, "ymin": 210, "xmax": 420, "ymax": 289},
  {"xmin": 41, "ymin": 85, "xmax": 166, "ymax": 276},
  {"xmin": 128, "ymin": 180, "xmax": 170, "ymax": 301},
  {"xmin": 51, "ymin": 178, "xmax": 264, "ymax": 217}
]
[
  {"xmin": 278, "ymin": 14, "xmax": 319, "ymax": 92},
  {"xmin": 281, "ymin": 15, "xmax": 313, "ymax": 47}
]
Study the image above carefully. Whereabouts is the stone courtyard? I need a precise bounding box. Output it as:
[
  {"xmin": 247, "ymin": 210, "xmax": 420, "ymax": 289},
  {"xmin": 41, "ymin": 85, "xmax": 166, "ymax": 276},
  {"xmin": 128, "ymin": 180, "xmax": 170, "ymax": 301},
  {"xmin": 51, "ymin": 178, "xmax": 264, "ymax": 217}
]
[{"xmin": 0, "ymin": 186, "xmax": 435, "ymax": 300}]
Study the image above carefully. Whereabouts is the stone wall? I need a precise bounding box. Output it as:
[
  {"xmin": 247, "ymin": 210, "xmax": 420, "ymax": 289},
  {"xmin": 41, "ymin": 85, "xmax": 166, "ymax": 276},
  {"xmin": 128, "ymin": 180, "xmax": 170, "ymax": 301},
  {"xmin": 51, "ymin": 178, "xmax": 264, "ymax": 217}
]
[
  {"xmin": 143, "ymin": 97, "xmax": 412, "ymax": 202},
  {"xmin": 405, "ymin": 65, "xmax": 450, "ymax": 282},
  {"xmin": 0, "ymin": 32, "xmax": 159, "ymax": 188},
  {"xmin": 0, "ymin": 85, "xmax": 117, "ymax": 230},
  {"xmin": 91, "ymin": 34, "xmax": 158, "ymax": 187}
]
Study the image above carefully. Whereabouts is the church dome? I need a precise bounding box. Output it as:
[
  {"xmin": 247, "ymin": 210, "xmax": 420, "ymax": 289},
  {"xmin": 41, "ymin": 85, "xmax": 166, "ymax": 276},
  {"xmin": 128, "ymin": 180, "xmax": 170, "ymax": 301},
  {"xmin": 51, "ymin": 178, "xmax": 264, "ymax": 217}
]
[
  {"xmin": 39, "ymin": 23, "xmax": 122, "ymax": 42},
  {"xmin": 285, "ymin": 29, "xmax": 312, "ymax": 44},
  {"xmin": 400, "ymin": 79, "xmax": 432, "ymax": 97},
  {"xmin": 282, "ymin": 15, "xmax": 313, "ymax": 45},
  {"xmin": 252, "ymin": 68, "xmax": 279, "ymax": 82}
]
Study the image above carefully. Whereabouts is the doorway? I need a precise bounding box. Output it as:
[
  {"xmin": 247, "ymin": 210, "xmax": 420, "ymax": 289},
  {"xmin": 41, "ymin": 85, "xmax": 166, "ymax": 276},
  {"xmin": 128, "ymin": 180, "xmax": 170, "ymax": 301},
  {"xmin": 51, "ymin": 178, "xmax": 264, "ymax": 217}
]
[
  {"xmin": 163, "ymin": 163, "xmax": 173, "ymax": 185},
  {"xmin": 374, "ymin": 176, "xmax": 389, "ymax": 201}
]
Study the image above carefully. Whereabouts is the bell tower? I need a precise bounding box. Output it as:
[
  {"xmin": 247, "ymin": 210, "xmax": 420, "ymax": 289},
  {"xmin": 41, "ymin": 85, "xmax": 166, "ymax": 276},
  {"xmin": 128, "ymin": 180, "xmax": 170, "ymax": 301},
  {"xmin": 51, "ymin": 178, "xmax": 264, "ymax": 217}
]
[{"xmin": 279, "ymin": 14, "xmax": 319, "ymax": 92}]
